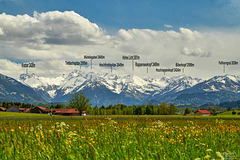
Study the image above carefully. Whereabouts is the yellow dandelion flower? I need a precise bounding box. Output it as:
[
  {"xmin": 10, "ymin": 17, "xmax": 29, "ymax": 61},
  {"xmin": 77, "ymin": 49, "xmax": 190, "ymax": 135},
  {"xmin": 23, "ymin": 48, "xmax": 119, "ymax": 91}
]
[{"xmin": 11, "ymin": 129, "xmax": 14, "ymax": 132}]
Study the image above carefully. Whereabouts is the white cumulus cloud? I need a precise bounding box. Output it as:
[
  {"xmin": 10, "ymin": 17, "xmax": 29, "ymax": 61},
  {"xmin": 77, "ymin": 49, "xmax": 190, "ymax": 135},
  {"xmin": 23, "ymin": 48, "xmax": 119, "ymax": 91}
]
[
  {"xmin": 0, "ymin": 11, "xmax": 240, "ymax": 79},
  {"xmin": 0, "ymin": 11, "xmax": 108, "ymax": 46}
]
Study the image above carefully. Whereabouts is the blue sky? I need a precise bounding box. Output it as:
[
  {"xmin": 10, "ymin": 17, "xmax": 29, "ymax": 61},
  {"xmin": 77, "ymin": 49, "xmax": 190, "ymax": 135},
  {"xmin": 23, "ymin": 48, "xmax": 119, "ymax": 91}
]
[
  {"xmin": 1, "ymin": 0, "xmax": 240, "ymax": 31},
  {"xmin": 0, "ymin": 0, "xmax": 240, "ymax": 79}
]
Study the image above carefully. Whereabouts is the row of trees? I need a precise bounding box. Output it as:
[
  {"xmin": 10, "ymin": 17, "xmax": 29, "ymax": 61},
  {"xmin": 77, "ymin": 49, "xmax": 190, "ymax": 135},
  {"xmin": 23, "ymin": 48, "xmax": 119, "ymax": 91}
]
[
  {"xmin": 86, "ymin": 103, "xmax": 178, "ymax": 115},
  {"xmin": 0, "ymin": 102, "xmax": 35, "ymax": 108},
  {"xmin": 69, "ymin": 93, "xmax": 178, "ymax": 115}
]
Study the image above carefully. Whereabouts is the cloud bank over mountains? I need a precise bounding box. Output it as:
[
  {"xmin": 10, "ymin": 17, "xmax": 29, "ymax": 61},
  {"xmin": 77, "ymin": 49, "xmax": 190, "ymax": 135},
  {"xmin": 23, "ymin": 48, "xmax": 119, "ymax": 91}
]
[{"xmin": 0, "ymin": 11, "xmax": 240, "ymax": 79}]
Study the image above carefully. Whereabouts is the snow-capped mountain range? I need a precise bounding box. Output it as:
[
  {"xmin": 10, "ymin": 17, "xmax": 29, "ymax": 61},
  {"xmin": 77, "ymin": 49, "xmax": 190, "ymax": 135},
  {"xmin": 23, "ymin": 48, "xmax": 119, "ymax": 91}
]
[
  {"xmin": 16, "ymin": 70, "xmax": 240, "ymax": 106},
  {"xmin": 18, "ymin": 70, "xmax": 203, "ymax": 106},
  {"xmin": 0, "ymin": 70, "xmax": 234, "ymax": 106}
]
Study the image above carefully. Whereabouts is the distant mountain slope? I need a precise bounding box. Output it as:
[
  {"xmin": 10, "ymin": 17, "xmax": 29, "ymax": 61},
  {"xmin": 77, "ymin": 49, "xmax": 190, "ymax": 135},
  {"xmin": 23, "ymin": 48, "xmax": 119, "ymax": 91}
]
[
  {"xmin": 160, "ymin": 75, "xmax": 240, "ymax": 105},
  {"xmin": 0, "ymin": 74, "xmax": 46, "ymax": 104}
]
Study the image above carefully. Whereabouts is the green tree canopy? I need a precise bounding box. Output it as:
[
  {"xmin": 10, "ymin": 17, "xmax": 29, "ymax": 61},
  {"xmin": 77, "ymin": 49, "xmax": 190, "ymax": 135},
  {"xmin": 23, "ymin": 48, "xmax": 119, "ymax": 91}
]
[
  {"xmin": 211, "ymin": 108, "xmax": 217, "ymax": 116},
  {"xmin": 69, "ymin": 92, "xmax": 91, "ymax": 116},
  {"xmin": 168, "ymin": 104, "xmax": 178, "ymax": 115},
  {"xmin": 159, "ymin": 102, "xmax": 169, "ymax": 115},
  {"xmin": 184, "ymin": 107, "xmax": 192, "ymax": 115}
]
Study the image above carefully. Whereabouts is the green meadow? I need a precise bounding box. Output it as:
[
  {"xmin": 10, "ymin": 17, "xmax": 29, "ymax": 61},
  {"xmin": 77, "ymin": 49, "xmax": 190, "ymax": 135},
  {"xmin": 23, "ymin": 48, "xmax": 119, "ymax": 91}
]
[{"xmin": 0, "ymin": 113, "xmax": 239, "ymax": 159}]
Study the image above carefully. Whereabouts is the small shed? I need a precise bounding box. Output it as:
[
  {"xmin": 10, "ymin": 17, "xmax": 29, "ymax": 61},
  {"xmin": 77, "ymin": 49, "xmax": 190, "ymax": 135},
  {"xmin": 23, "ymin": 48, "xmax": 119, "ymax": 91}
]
[
  {"xmin": 195, "ymin": 110, "xmax": 210, "ymax": 116},
  {"xmin": 6, "ymin": 106, "xmax": 20, "ymax": 112}
]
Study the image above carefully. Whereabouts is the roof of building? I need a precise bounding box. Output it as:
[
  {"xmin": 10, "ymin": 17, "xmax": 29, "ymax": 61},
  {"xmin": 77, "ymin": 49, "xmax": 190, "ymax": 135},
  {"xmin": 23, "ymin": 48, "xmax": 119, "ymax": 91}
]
[
  {"xmin": 196, "ymin": 110, "xmax": 210, "ymax": 114},
  {"xmin": 26, "ymin": 108, "xmax": 31, "ymax": 112},
  {"xmin": 37, "ymin": 106, "xmax": 47, "ymax": 111},
  {"xmin": 19, "ymin": 108, "xmax": 31, "ymax": 112},
  {"xmin": 31, "ymin": 106, "xmax": 50, "ymax": 112},
  {"xmin": 0, "ymin": 107, "xmax": 6, "ymax": 111},
  {"xmin": 52, "ymin": 109, "xmax": 79, "ymax": 114}
]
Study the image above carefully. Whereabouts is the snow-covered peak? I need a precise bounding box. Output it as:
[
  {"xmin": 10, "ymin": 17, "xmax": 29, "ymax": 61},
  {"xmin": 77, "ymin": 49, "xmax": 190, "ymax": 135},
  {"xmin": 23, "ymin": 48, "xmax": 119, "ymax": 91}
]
[
  {"xmin": 19, "ymin": 73, "xmax": 65, "ymax": 88},
  {"xmin": 198, "ymin": 74, "xmax": 240, "ymax": 93},
  {"xmin": 208, "ymin": 74, "xmax": 240, "ymax": 84},
  {"xmin": 132, "ymin": 75, "xmax": 148, "ymax": 86}
]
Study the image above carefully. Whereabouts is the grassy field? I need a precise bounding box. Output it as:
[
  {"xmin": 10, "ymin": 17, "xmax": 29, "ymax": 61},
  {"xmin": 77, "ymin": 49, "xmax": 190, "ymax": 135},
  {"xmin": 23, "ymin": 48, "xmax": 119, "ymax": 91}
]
[
  {"xmin": 1, "ymin": 111, "xmax": 240, "ymax": 122},
  {"xmin": 0, "ymin": 112, "xmax": 52, "ymax": 118},
  {"xmin": 0, "ymin": 113, "xmax": 240, "ymax": 159}
]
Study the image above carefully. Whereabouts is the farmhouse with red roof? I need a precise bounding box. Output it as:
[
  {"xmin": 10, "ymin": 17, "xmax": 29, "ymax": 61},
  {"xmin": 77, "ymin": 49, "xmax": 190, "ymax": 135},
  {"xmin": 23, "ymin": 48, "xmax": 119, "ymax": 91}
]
[{"xmin": 195, "ymin": 110, "xmax": 210, "ymax": 116}]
